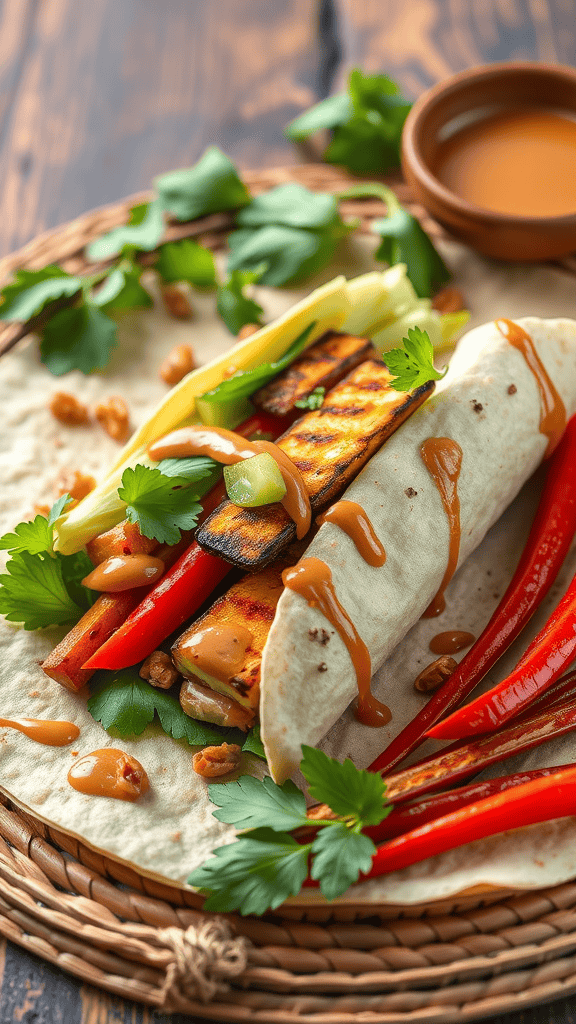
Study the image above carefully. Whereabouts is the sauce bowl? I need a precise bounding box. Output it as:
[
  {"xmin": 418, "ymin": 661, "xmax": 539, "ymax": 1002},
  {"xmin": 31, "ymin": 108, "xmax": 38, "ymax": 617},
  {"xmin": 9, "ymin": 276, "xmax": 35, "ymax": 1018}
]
[{"xmin": 401, "ymin": 62, "xmax": 576, "ymax": 261}]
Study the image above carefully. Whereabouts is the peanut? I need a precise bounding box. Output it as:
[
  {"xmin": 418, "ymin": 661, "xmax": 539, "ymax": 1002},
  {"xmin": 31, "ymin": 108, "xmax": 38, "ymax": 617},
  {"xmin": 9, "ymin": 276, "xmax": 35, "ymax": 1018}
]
[
  {"xmin": 159, "ymin": 343, "xmax": 195, "ymax": 386},
  {"xmin": 432, "ymin": 287, "xmax": 465, "ymax": 314},
  {"xmin": 49, "ymin": 391, "xmax": 89, "ymax": 426},
  {"xmin": 192, "ymin": 742, "xmax": 242, "ymax": 778},
  {"xmin": 161, "ymin": 282, "xmax": 194, "ymax": 320},
  {"xmin": 56, "ymin": 469, "xmax": 96, "ymax": 505},
  {"xmin": 414, "ymin": 656, "xmax": 457, "ymax": 693},
  {"xmin": 94, "ymin": 396, "xmax": 130, "ymax": 442},
  {"xmin": 140, "ymin": 651, "xmax": 180, "ymax": 690},
  {"xmin": 237, "ymin": 322, "xmax": 260, "ymax": 340}
]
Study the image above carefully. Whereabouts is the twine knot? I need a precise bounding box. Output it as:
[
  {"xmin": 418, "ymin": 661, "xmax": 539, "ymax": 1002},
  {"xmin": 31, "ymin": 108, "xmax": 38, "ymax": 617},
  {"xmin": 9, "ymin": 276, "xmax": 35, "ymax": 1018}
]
[{"xmin": 158, "ymin": 917, "xmax": 250, "ymax": 1010}]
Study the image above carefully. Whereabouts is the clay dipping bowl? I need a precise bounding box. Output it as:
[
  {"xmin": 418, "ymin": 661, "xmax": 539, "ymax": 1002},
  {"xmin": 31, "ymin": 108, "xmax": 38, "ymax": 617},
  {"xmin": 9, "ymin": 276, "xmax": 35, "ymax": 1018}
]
[{"xmin": 401, "ymin": 62, "xmax": 576, "ymax": 261}]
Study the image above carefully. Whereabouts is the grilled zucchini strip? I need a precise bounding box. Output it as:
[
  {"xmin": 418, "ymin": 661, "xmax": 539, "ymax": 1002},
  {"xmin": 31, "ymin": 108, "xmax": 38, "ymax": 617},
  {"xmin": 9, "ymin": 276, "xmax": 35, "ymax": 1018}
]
[
  {"xmin": 197, "ymin": 360, "xmax": 434, "ymax": 569},
  {"xmin": 253, "ymin": 331, "xmax": 377, "ymax": 416}
]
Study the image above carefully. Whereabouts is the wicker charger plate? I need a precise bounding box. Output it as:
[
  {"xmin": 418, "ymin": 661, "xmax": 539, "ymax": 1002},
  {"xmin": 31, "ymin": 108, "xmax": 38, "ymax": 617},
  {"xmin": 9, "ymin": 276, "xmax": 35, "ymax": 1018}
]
[{"xmin": 2, "ymin": 164, "xmax": 576, "ymax": 1020}]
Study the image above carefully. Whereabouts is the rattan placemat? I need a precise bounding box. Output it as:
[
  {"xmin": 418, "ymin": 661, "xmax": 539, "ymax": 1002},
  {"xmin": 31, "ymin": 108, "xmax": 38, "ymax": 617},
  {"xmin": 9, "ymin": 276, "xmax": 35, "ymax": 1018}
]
[{"xmin": 2, "ymin": 163, "xmax": 576, "ymax": 1021}]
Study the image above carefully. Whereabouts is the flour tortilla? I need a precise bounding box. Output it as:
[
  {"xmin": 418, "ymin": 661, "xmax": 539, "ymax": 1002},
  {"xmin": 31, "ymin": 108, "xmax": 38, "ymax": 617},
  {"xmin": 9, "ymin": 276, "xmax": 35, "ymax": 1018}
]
[{"xmin": 2, "ymin": 242, "xmax": 576, "ymax": 903}]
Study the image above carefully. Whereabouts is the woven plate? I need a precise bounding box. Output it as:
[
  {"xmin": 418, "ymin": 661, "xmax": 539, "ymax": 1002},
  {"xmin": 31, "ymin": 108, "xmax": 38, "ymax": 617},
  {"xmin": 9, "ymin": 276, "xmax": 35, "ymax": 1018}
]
[{"xmin": 2, "ymin": 164, "xmax": 576, "ymax": 1020}]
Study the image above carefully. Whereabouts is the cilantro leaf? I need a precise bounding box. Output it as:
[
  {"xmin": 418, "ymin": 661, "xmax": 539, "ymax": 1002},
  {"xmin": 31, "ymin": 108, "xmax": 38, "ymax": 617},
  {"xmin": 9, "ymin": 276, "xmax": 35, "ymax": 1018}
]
[
  {"xmin": 155, "ymin": 239, "xmax": 216, "ymax": 288},
  {"xmin": 310, "ymin": 824, "xmax": 376, "ymax": 900},
  {"xmin": 0, "ymin": 495, "xmax": 72, "ymax": 555},
  {"xmin": 86, "ymin": 198, "xmax": 165, "ymax": 260},
  {"xmin": 156, "ymin": 455, "xmax": 218, "ymax": 482},
  {"xmin": 295, "ymin": 386, "xmax": 325, "ymax": 410},
  {"xmin": 0, "ymin": 550, "xmax": 90, "ymax": 630},
  {"xmin": 92, "ymin": 260, "xmax": 153, "ymax": 312},
  {"xmin": 372, "ymin": 205, "xmax": 449, "ymax": 298},
  {"xmin": 236, "ymin": 184, "xmax": 340, "ymax": 231},
  {"xmin": 155, "ymin": 147, "xmax": 250, "ymax": 222},
  {"xmin": 197, "ymin": 322, "xmax": 314, "ymax": 408},
  {"xmin": 208, "ymin": 775, "xmax": 307, "ymax": 832},
  {"xmin": 189, "ymin": 828, "xmax": 311, "ymax": 914},
  {"xmin": 119, "ymin": 464, "xmax": 202, "ymax": 544},
  {"xmin": 242, "ymin": 723, "xmax": 266, "ymax": 761},
  {"xmin": 88, "ymin": 671, "xmax": 232, "ymax": 746},
  {"xmin": 0, "ymin": 266, "xmax": 81, "ymax": 322},
  {"xmin": 216, "ymin": 268, "xmax": 264, "ymax": 336},
  {"xmin": 385, "ymin": 327, "xmax": 448, "ymax": 392},
  {"xmin": 301, "ymin": 745, "xmax": 390, "ymax": 827},
  {"xmin": 40, "ymin": 304, "xmax": 118, "ymax": 376},
  {"xmin": 227, "ymin": 219, "xmax": 349, "ymax": 288},
  {"xmin": 285, "ymin": 92, "xmax": 352, "ymax": 140}
]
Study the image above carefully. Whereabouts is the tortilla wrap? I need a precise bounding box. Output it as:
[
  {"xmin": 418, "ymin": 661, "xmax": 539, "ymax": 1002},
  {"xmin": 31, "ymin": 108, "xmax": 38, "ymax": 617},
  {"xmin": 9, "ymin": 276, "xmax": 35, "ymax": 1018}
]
[
  {"xmin": 2, "ymin": 242, "xmax": 576, "ymax": 904},
  {"xmin": 260, "ymin": 316, "xmax": 576, "ymax": 781}
]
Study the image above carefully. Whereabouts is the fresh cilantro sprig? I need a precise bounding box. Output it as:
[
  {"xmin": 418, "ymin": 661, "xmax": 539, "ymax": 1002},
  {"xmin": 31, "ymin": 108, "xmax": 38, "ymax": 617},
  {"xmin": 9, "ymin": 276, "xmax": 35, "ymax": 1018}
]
[
  {"xmin": 295, "ymin": 386, "xmax": 325, "ymax": 410},
  {"xmin": 286, "ymin": 68, "xmax": 411, "ymax": 175},
  {"xmin": 189, "ymin": 746, "xmax": 391, "ymax": 912},
  {"xmin": 0, "ymin": 495, "xmax": 94, "ymax": 630},
  {"xmin": 227, "ymin": 184, "xmax": 354, "ymax": 287},
  {"xmin": 154, "ymin": 147, "xmax": 251, "ymax": 222},
  {"xmin": 118, "ymin": 464, "xmax": 203, "ymax": 545},
  {"xmin": 385, "ymin": 326, "xmax": 448, "ymax": 392},
  {"xmin": 216, "ymin": 267, "xmax": 265, "ymax": 336}
]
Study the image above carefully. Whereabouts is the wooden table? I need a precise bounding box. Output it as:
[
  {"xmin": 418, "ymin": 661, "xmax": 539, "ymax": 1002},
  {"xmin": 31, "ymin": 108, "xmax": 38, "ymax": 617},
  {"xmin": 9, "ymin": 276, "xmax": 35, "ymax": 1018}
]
[{"xmin": 1, "ymin": 1, "xmax": 575, "ymax": 1021}]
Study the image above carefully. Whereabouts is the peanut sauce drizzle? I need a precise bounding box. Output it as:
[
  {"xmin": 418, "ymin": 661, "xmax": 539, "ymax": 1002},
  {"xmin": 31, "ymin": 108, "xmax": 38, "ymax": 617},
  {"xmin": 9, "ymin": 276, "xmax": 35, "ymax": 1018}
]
[
  {"xmin": 282, "ymin": 557, "xmax": 391, "ymax": 727},
  {"xmin": 429, "ymin": 630, "xmax": 475, "ymax": 655},
  {"xmin": 180, "ymin": 623, "xmax": 254, "ymax": 683},
  {"xmin": 68, "ymin": 749, "xmax": 149, "ymax": 802},
  {"xmin": 420, "ymin": 437, "xmax": 463, "ymax": 618},
  {"xmin": 318, "ymin": 500, "xmax": 386, "ymax": 567},
  {"xmin": 495, "ymin": 318, "xmax": 566, "ymax": 456},
  {"xmin": 148, "ymin": 425, "xmax": 311, "ymax": 539},
  {"xmin": 82, "ymin": 554, "xmax": 165, "ymax": 592},
  {"xmin": 0, "ymin": 718, "xmax": 80, "ymax": 747}
]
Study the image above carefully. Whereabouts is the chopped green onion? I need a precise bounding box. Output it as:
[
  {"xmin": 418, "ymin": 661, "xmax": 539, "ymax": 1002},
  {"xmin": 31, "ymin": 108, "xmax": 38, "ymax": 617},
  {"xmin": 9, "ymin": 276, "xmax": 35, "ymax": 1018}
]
[{"xmin": 224, "ymin": 453, "xmax": 287, "ymax": 507}]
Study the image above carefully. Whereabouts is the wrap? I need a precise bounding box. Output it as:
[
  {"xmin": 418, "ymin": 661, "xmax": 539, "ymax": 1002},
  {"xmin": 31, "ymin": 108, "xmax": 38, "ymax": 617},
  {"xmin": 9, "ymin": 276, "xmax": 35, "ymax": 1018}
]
[{"xmin": 2, "ymin": 246, "xmax": 576, "ymax": 904}]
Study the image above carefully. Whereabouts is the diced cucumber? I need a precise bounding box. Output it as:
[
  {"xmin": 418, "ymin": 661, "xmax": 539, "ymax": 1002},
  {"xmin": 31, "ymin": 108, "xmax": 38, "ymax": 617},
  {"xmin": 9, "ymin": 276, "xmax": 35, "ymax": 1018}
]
[
  {"xmin": 224, "ymin": 453, "xmax": 287, "ymax": 507},
  {"xmin": 195, "ymin": 394, "xmax": 254, "ymax": 429}
]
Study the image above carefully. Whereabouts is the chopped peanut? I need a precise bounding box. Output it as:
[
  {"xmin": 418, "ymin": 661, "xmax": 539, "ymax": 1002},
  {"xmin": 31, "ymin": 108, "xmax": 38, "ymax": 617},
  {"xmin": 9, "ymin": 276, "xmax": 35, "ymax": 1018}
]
[
  {"xmin": 49, "ymin": 392, "xmax": 89, "ymax": 426},
  {"xmin": 192, "ymin": 742, "xmax": 242, "ymax": 778},
  {"xmin": 55, "ymin": 469, "xmax": 96, "ymax": 505},
  {"xmin": 161, "ymin": 282, "xmax": 194, "ymax": 320},
  {"xmin": 140, "ymin": 651, "xmax": 180, "ymax": 690},
  {"xmin": 33, "ymin": 504, "xmax": 51, "ymax": 519},
  {"xmin": 432, "ymin": 287, "xmax": 465, "ymax": 314},
  {"xmin": 94, "ymin": 396, "xmax": 130, "ymax": 442},
  {"xmin": 237, "ymin": 323, "xmax": 260, "ymax": 340},
  {"xmin": 414, "ymin": 655, "xmax": 457, "ymax": 693},
  {"xmin": 159, "ymin": 343, "xmax": 196, "ymax": 386}
]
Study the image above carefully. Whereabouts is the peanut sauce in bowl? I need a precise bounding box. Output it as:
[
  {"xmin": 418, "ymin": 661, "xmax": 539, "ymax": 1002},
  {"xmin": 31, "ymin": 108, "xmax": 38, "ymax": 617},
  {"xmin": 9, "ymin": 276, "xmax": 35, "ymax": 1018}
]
[{"xmin": 402, "ymin": 61, "xmax": 576, "ymax": 260}]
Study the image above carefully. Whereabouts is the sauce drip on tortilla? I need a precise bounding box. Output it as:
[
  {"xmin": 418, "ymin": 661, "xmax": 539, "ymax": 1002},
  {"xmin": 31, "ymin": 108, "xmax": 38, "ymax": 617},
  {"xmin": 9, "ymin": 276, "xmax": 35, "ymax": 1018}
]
[
  {"xmin": 68, "ymin": 749, "xmax": 149, "ymax": 801},
  {"xmin": 420, "ymin": 437, "xmax": 463, "ymax": 618},
  {"xmin": 0, "ymin": 718, "xmax": 80, "ymax": 746},
  {"xmin": 495, "ymin": 318, "xmax": 566, "ymax": 456},
  {"xmin": 82, "ymin": 554, "xmax": 165, "ymax": 592},
  {"xmin": 429, "ymin": 630, "xmax": 475, "ymax": 655},
  {"xmin": 282, "ymin": 556, "xmax": 391, "ymax": 727},
  {"xmin": 318, "ymin": 500, "xmax": 387, "ymax": 567},
  {"xmin": 148, "ymin": 425, "xmax": 311, "ymax": 538},
  {"xmin": 179, "ymin": 623, "xmax": 253, "ymax": 683}
]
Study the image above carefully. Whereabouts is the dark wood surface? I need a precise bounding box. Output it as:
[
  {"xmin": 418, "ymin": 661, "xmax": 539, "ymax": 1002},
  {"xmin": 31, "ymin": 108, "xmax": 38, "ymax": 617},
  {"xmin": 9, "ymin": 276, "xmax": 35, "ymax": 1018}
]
[{"xmin": 1, "ymin": 0, "xmax": 576, "ymax": 1020}]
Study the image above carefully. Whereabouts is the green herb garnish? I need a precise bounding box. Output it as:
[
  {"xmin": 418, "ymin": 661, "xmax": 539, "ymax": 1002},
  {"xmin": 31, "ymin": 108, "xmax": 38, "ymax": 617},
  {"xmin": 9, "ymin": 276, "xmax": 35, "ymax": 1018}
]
[
  {"xmin": 295, "ymin": 386, "xmax": 325, "ymax": 410},
  {"xmin": 118, "ymin": 464, "xmax": 203, "ymax": 545},
  {"xmin": 189, "ymin": 746, "xmax": 391, "ymax": 912},
  {"xmin": 386, "ymin": 326, "xmax": 448, "ymax": 392},
  {"xmin": 216, "ymin": 268, "xmax": 264, "ymax": 336},
  {"xmin": 86, "ymin": 199, "xmax": 165, "ymax": 260},
  {"xmin": 154, "ymin": 146, "xmax": 250, "ymax": 221},
  {"xmin": 286, "ymin": 68, "xmax": 411, "ymax": 175},
  {"xmin": 154, "ymin": 239, "xmax": 216, "ymax": 288}
]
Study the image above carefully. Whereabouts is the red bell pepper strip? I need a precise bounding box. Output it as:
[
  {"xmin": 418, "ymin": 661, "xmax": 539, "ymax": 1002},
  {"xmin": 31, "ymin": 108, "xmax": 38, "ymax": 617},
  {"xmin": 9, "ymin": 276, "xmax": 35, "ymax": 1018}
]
[
  {"xmin": 83, "ymin": 411, "xmax": 286, "ymax": 671},
  {"xmin": 366, "ymin": 764, "xmax": 573, "ymax": 844},
  {"xmin": 370, "ymin": 414, "xmax": 576, "ymax": 776},
  {"xmin": 382, "ymin": 688, "xmax": 576, "ymax": 805},
  {"xmin": 365, "ymin": 765, "xmax": 576, "ymax": 879},
  {"xmin": 429, "ymin": 569, "xmax": 576, "ymax": 740}
]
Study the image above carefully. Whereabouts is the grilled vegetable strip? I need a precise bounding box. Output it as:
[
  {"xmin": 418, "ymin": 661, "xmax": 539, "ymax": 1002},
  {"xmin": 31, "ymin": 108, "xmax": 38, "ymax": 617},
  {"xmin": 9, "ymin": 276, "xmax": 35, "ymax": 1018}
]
[
  {"xmin": 253, "ymin": 331, "xmax": 377, "ymax": 415},
  {"xmin": 371, "ymin": 415, "xmax": 576, "ymax": 774},
  {"xmin": 198, "ymin": 361, "xmax": 434, "ymax": 569},
  {"xmin": 172, "ymin": 556, "xmax": 289, "ymax": 710},
  {"xmin": 382, "ymin": 691, "xmax": 576, "ymax": 805},
  {"xmin": 365, "ymin": 765, "xmax": 572, "ymax": 843},
  {"xmin": 365, "ymin": 766, "xmax": 576, "ymax": 879}
]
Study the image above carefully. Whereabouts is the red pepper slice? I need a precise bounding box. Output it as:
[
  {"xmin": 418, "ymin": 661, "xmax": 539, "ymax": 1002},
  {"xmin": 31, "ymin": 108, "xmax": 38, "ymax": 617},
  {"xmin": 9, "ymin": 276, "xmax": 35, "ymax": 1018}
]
[
  {"xmin": 365, "ymin": 765, "xmax": 576, "ymax": 879},
  {"xmin": 83, "ymin": 411, "xmax": 286, "ymax": 671},
  {"xmin": 370, "ymin": 414, "xmax": 576, "ymax": 775},
  {"xmin": 366, "ymin": 764, "xmax": 572, "ymax": 844}
]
